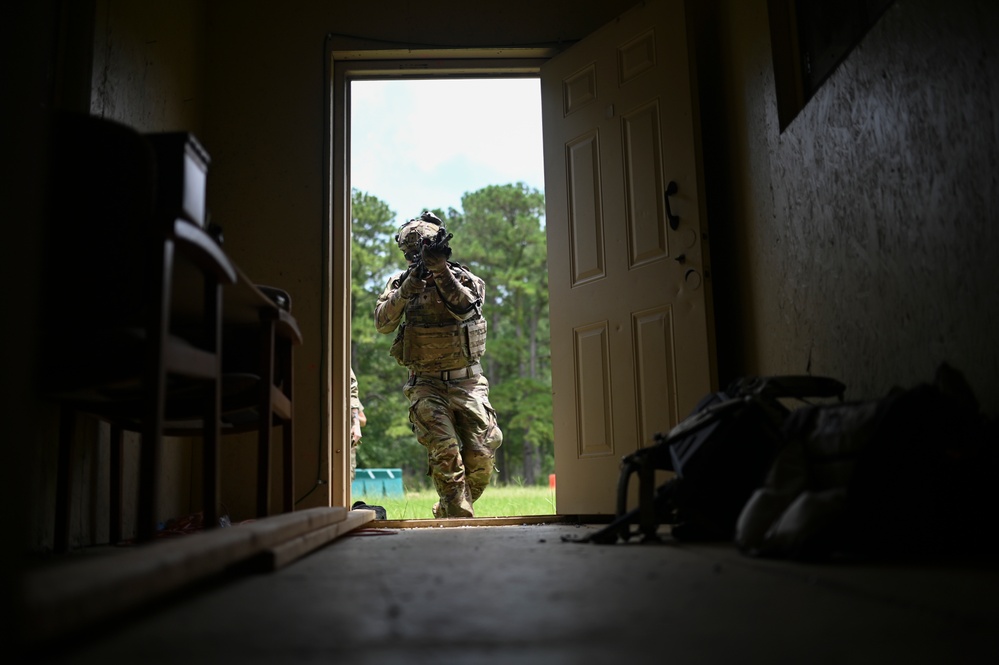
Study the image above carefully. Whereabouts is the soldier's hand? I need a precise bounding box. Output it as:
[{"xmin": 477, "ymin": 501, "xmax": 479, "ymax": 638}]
[
  {"xmin": 398, "ymin": 270, "xmax": 425, "ymax": 298},
  {"xmin": 422, "ymin": 243, "xmax": 448, "ymax": 273}
]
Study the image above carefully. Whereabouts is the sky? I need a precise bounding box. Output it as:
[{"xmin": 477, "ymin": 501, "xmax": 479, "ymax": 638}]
[{"xmin": 350, "ymin": 78, "xmax": 544, "ymax": 226}]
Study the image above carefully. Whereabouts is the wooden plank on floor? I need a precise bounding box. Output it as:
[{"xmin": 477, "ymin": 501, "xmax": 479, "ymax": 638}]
[
  {"xmin": 260, "ymin": 509, "xmax": 374, "ymax": 571},
  {"xmin": 22, "ymin": 506, "xmax": 347, "ymax": 645}
]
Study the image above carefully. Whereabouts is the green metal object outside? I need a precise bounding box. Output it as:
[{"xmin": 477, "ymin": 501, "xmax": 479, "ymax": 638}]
[{"xmin": 351, "ymin": 468, "xmax": 404, "ymax": 498}]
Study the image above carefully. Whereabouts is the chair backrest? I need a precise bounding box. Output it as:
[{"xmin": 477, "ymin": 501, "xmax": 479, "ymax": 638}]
[{"xmin": 45, "ymin": 112, "xmax": 158, "ymax": 331}]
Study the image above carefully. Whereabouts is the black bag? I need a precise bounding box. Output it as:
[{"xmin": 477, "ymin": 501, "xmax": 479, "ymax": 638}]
[
  {"xmin": 352, "ymin": 500, "xmax": 387, "ymax": 520},
  {"xmin": 569, "ymin": 375, "xmax": 845, "ymax": 544}
]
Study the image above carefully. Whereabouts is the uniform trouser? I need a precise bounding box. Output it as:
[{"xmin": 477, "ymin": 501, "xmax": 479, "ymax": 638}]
[{"xmin": 405, "ymin": 373, "xmax": 503, "ymax": 517}]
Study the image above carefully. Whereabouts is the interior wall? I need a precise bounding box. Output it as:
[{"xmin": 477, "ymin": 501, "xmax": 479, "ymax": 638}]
[
  {"xmin": 696, "ymin": 0, "xmax": 999, "ymax": 413},
  {"xmin": 90, "ymin": 0, "xmax": 208, "ymax": 134}
]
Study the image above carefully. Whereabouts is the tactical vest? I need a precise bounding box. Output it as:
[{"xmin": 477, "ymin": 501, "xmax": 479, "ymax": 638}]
[{"xmin": 389, "ymin": 276, "xmax": 487, "ymax": 371}]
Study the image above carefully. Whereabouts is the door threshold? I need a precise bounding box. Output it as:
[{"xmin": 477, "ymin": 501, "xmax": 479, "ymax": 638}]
[{"xmin": 371, "ymin": 514, "xmax": 614, "ymax": 529}]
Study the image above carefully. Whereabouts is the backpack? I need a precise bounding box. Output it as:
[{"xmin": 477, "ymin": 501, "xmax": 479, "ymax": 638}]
[{"xmin": 567, "ymin": 375, "xmax": 846, "ymax": 544}]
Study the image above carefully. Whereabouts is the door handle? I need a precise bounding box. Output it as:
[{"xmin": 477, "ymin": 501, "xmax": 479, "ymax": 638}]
[{"xmin": 664, "ymin": 180, "xmax": 679, "ymax": 230}]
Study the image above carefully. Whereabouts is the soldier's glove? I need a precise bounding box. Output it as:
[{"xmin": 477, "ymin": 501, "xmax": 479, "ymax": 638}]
[
  {"xmin": 398, "ymin": 270, "xmax": 426, "ymax": 298},
  {"xmin": 421, "ymin": 243, "xmax": 449, "ymax": 274}
]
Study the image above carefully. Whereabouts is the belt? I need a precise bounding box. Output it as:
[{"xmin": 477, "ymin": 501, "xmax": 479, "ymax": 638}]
[{"xmin": 413, "ymin": 362, "xmax": 482, "ymax": 382}]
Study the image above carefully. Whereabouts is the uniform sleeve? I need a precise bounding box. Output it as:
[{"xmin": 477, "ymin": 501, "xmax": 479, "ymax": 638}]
[
  {"xmin": 433, "ymin": 264, "xmax": 483, "ymax": 321},
  {"xmin": 374, "ymin": 272, "xmax": 408, "ymax": 334}
]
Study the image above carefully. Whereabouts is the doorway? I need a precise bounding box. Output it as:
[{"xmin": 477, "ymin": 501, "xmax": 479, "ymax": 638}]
[
  {"xmin": 347, "ymin": 76, "xmax": 553, "ymax": 518},
  {"xmin": 327, "ymin": 50, "xmax": 556, "ymax": 511}
]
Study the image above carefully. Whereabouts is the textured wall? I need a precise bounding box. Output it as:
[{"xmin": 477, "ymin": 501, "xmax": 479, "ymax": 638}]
[
  {"xmin": 699, "ymin": 0, "xmax": 999, "ymax": 412},
  {"xmin": 90, "ymin": 0, "xmax": 207, "ymax": 133}
]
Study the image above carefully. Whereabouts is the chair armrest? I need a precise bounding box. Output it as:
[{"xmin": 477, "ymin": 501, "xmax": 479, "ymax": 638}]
[
  {"xmin": 275, "ymin": 309, "xmax": 303, "ymax": 346},
  {"xmin": 171, "ymin": 219, "xmax": 237, "ymax": 284},
  {"xmin": 224, "ymin": 265, "xmax": 303, "ymax": 345}
]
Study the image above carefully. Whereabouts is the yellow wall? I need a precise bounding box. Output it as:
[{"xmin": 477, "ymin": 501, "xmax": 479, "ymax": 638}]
[{"xmin": 90, "ymin": 0, "xmax": 207, "ymax": 134}]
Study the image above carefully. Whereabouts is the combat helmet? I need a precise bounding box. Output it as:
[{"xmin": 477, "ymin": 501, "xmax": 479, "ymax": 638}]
[{"xmin": 396, "ymin": 211, "xmax": 446, "ymax": 261}]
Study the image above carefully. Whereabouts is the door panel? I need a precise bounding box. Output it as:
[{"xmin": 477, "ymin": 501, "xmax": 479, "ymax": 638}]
[
  {"xmin": 566, "ymin": 132, "xmax": 606, "ymax": 284},
  {"xmin": 542, "ymin": 0, "xmax": 716, "ymax": 514},
  {"xmin": 623, "ymin": 101, "xmax": 667, "ymax": 267},
  {"xmin": 575, "ymin": 322, "xmax": 614, "ymax": 458}
]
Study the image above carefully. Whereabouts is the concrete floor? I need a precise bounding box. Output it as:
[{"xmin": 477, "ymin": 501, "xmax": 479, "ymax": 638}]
[{"xmin": 30, "ymin": 522, "xmax": 999, "ymax": 664}]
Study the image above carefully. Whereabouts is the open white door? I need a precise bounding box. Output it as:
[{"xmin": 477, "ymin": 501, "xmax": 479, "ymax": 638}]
[{"xmin": 542, "ymin": 0, "xmax": 716, "ymax": 514}]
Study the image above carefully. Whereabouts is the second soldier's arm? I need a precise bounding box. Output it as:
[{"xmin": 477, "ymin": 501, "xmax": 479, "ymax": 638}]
[
  {"xmin": 349, "ymin": 369, "xmax": 363, "ymax": 444},
  {"xmin": 423, "ymin": 245, "xmax": 483, "ymax": 320}
]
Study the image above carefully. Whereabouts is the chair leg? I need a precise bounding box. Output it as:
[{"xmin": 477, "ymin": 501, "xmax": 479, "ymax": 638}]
[
  {"xmin": 109, "ymin": 424, "xmax": 124, "ymax": 544},
  {"xmin": 137, "ymin": 429, "xmax": 164, "ymax": 543},
  {"xmin": 281, "ymin": 342, "xmax": 295, "ymax": 514},
  {"xmin": 54, "ymin": 405, "xmax": 75, "ymax": 553},
  {"xmin": 202, "ymin": 279, "xmax": 222, "ymax": 530},
  {"xmin": 282, "ymin": 418, "xmax": 294, "ymax": 514},
  {"xmin": 137, "ymin": 239, "xmax": 173, "ymax": 543},
  {"xmin": 256, "ymin": 319, "xmax": 276, "ymax": 518}
]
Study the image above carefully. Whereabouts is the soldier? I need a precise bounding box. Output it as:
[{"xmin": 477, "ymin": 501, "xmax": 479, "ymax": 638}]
[{"xmin": 374, "ymin": 211, "xmax": 503, "ymax": 518}]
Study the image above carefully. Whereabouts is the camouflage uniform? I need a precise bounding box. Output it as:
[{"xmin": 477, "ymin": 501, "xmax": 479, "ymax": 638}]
[
  {"xmin": 349, "ymin": 368, "xmax": 363, "ymax": 481},
  {"xmin": 374, "ymin": 213, "xmax": 503, "ymax": 518}
]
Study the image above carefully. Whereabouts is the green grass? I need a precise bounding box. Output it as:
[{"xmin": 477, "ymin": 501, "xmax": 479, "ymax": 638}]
[{"xmin": 353, "ymin": 484, "xmax": 557, "ymax": 520}]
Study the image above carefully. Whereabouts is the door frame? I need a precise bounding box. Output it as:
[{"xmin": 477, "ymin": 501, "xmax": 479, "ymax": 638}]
[{"xmin": 325, "ymin": 44, "xmax": 557, "ymax": 508}]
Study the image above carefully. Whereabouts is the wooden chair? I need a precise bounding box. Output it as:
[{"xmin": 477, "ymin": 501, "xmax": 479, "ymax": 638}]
[
  {"xmin": 164, "ymin": 272, "xmax": 303, "ymax": 519},
  {"xmin": 215, "ymin": 279, "xmax": 301, "ymax": 518},
  {"xmin": 43, "ymin": 113, "xmax": 235, "ymax": 550},
  {"xmin": 144, "ymin": 132, "xmax": 303, "ymax": 521}
]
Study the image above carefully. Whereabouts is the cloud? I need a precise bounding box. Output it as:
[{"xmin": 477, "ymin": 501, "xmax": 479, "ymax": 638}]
[{"xmin": 351, "ymin": 78, "xmax": 543, "ymax": 223}]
